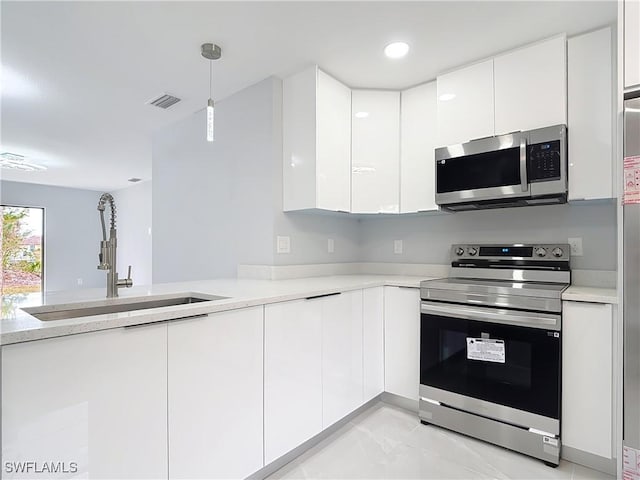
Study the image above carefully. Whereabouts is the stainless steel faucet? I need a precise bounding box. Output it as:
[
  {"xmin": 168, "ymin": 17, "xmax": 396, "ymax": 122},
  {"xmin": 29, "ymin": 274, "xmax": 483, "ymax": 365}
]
[{"xmin": 97, "ymin": 193, "xmax": 133, "ymax": 298}]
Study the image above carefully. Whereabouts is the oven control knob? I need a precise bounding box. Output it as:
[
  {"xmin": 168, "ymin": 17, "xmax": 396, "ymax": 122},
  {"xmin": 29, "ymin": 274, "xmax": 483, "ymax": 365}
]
[
  {"xmin": 468, "ymin": 247, "xmax": 478, "ymax": 256},
  {"xmin": 535, "ymin": 247, "xmax": 547, "ymax": 257},
  {"xmin": 455, "ymin": 247, "xmax": 465, "ymax": 256},
  {"xmin": 551, "ymin": 247, "xmax": 564, "ymax": 258}
]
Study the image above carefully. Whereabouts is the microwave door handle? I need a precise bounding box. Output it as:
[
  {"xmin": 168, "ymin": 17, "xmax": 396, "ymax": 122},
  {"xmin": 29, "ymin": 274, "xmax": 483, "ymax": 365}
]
[{"xmin": 520, "ymin": 137, "xmax": 528, "ymax": 192}]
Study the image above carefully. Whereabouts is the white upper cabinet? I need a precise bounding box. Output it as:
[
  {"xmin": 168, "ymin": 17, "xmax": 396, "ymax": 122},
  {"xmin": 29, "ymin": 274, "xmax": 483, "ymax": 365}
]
[
  {"xmin": 400, "ymin": 81, "xmax": 438, "ymax": 213},
  {"xmin": 494, "ymin": 35, "xmax": 567, "ymax": 134},
  {"xmin": 283, "ymin": 66, "xmax": 351, "ymax": 212},
  {"xmin": 351, "ymin": 90, "xmax": 401, "ymax": 213},
  {"xmin": 436, "ymin": 59, "xmax": 495, "ymax": 147},
  {"xmin": 626, "ymin": 0, "xmax": 640, "ymax": 89},
  {"xmin": 568, "ymin": 27, "xmax": 613, "ymax": 201}
]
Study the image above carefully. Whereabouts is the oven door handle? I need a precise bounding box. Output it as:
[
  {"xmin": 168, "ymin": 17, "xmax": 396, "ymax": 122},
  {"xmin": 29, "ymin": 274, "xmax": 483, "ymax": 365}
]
[{"xmin": 420, "ymin": 301, "xmax": 560, "ymax": 330}]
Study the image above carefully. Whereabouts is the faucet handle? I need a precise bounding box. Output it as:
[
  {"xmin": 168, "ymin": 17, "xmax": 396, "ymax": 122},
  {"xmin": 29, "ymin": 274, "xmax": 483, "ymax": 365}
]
[{"xmin": 117, "ymin": 265, "xmax": 134, "ymax": 288}]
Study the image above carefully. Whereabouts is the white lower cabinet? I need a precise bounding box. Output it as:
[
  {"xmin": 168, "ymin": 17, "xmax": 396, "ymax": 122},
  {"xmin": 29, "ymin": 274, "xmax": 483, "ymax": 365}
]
[
  {"xmin": 168, "ymin": 307, "xmax": 264, "ymax": 479},
  {"xmin": 322, "ymin": 290, "xmax": 364, "ymax": 428},
  {"xmin": 1, "ymin": 324, "xmax": 168, "ymax": 479},
  {"xmin": 562, "ymin": 301, "xmax": 614, "ymax": 459},
  {"xmin": 264, "ymin": 299, "xmax": 323, "ymax": 464},
  {"xmin": 363, "ymin": 287, "xmax": 385, "ymax": 401},
  {"xmin": 384, "ymin": 286, "xmax": 421, "ymax": 401}
]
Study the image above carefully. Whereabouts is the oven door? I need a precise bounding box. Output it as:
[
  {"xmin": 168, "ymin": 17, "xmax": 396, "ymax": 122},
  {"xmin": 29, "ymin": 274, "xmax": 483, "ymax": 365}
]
[
  {"xmin": 420, "ymin": 300, "xmax": 561, "ymax": 433},
  {"xmin": 435, "ymin": 132, "xmax": 530, "ymax": 206}
]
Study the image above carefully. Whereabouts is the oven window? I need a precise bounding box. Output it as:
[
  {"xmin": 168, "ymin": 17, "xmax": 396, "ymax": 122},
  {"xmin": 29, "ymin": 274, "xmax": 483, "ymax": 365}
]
[
  {"xmin": 421, "ymin": 313, "xmax": 560, "ymax": 419},
  {"xmin": 436, "ymin": 147, "xmax": 521, "ymax": 194}
]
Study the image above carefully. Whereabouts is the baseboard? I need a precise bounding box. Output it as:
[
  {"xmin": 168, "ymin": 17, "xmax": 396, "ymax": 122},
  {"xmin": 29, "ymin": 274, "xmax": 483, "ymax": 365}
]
[
  {"xmin": 381, "ymin": 391, "xmax": 419, "ymax": 413},
  {"xmin": 250, "ymin": 395, "xmax": 383, "ymax": 479},
  {"xmin": 561, "ymin": 445, "xmax": 616, "ymax": 476}
]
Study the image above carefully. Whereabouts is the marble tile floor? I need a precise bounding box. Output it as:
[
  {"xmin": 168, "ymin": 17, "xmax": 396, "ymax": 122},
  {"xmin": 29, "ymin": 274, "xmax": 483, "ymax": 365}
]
[{"xmin": 268, "ymin": 403, "xmax": 613, "ymax": 480}]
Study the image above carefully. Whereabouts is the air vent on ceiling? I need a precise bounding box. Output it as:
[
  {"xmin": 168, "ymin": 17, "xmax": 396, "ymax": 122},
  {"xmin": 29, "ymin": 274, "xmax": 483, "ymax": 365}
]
[{"xmin": 147, "ymin": 93, "xmax": 181, "ymax": 109}]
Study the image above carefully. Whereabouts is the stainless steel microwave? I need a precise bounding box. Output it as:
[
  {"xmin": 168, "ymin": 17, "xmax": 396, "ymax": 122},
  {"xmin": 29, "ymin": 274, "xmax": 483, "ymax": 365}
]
[{"xmin": 435, "ymin": 124, "xmax": 567, "ymax": 211}]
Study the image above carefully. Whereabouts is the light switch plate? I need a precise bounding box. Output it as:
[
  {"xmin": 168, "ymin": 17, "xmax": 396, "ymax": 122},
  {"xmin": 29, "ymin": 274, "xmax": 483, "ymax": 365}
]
[
  {"xmin": 394, "ymin": 240, "xmax": 403, "ymax": 254},
  {"xmin": 277, "ymin": 236, "xmax": 291, "ymax": 254},
  {"xmin": 328, "ymin": 238, "xmax": 335, "ymax": 253},
  {"xmin": 568, "ymin": 237, "xmax": 583, "ymax": 256}
]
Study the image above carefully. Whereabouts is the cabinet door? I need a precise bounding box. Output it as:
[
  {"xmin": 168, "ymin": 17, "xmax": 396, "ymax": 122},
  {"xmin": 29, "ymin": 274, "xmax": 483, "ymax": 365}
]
[
  {"xmin": 351, "ymin": 90, "xmax": 400, "ymax": 213},
  {"xmin": 2, "ymin": 325, "xmax": 167, "ymax": 479},
  {"xmin": 568, "ymin": 28, "xmax": 613, "ymax": 201},
  {"xmin": 436, "ymin": 59, "xmax": 494, "ymax": 147},
  {"xmin": 264, "ymin": 299, "xmax": 322, "ymax": 464},
  {"xmin": 494, "ymin": 35, "xmax": 567, "ymax": 134},
  {"xmin": 168, "ymin": 307, "xmax": 264, "ymax": 479},
  {"xmin": 317, "ymin": 69, "xmax": 352, "ymax": 212},
  {"xmin": 322, "ymin": 290, "xmax": 364, "ymax": 428},
  {"xmin": 562, "ymin": 301, "xmax": 613, "ymax": 459},
  {"xmin": 625, "ymin": 0, "xmax": 640, "ymax": 89},
  {"xmin": 384, "ymin": 286, "xmax": 421, "ymax": 401},
  {"xmin": 363, "ymin": 287, "xmax": 384, "ymax": 401},
  {"xmin": 400, "ymin": 81, "xmax": 438, "ymax": 213}
]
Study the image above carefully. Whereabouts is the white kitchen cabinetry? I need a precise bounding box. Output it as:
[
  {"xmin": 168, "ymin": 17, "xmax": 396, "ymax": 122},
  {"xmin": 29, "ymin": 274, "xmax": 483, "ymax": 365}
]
[
  {"xmin": 384, "ymin": 286, "xmax": 421, "ymax": 401},
  {"xmin": 562, "ymin": 301, "xmax": 614, "ymax": 459},
  {"xmin": 436, "ymin": 59, "xmax": 495, "ymax": 147},
  {"xmin": 1, "ymin": 324, "xmax": 167, "ymax": 479},
  {"xmin": 168, "ymin": 308, "xmax": 264, "ymax": 479},
  {"xmin": 400, "ymin": 81, "xmax": 438, "ymax": 213},
  {"xmin": 351, "ymin": 90, "xmax": 401, "ymax": 213},
  {"xmin": 283, "ymin": 65, "xmax": 351, "ymax": 212},
  {"xmin": 568, "ymin": 27, "xmax": 613, "ymax": 201},
  {"xmin": 494, "ymin": 35, "xmax": 567, "ymax": 134},
  {"xmin": 626, "ymin": 0, "xmax": 640, "ymax": 89},
  {"xmin": 322, "ymin": 291, "xmax": 364, "ymax": 428},
  {"xmin": 363, "ymin": 287, "xmax": 385, "ymax": 401},
  {"xmin": 264, "ymin": 299, "xmax": 323, "ymax": 464}
]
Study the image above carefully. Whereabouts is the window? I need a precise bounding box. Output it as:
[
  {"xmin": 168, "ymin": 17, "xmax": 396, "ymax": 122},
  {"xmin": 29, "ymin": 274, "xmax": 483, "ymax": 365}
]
[{"xmin": 1, "ymin": 205, "xmax": 44, "ymax": 297}]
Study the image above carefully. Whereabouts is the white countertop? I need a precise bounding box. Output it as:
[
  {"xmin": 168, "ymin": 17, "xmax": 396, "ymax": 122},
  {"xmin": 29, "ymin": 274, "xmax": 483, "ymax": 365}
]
[
  {"xmin": 1, "ymin": 274, "xmax": 617, "ymax": 346},
  {"xmin": 562, "ymin": 285, "xmax": 618, "ymax": 304}
]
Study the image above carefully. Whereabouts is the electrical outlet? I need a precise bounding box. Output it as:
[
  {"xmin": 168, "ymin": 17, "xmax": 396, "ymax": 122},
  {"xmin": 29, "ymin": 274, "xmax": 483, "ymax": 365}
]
[
  {"xmin": 328, "ymin": 238, "xmax": 335, "ymax": 253},
  {"xmin": 277, "ymin": 236, "xmax": 290, "ymax": 254},
  {"xmin": 568, "ymin": 237, "xmax": 583, "ymax": 256},
  {"xmin": 394, "ymin": 239, "xmax": 403, "ymax": 254}
]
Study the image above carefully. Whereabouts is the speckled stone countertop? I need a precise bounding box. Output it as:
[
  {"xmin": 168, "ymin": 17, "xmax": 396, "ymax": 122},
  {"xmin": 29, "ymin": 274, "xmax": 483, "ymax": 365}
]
[
  {"xmin": 0, "ymin": 275, "xmax": 428, "ymax": 346},
  {"xmin": 1, "ymin": 275, "xmax": 617, "ymax": 346}
]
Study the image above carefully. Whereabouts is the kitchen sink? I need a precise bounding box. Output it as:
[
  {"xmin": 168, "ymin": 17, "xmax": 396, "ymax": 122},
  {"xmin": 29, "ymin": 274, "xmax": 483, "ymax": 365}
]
[{"xmin": 23, "ymin": 294, "xmax": 229, "ymax": 321}]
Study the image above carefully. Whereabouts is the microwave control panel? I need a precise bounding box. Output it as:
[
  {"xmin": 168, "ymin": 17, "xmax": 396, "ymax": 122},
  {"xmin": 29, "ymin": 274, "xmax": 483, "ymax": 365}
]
[{"xmin": 528, "ymin": 140, "xmax": 561, "ymax": 182}]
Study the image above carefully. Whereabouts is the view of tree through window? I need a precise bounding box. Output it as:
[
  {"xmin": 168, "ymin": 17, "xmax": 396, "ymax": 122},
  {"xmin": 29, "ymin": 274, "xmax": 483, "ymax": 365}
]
[{"xmin": 1, "ymin": 206, "xmax": 44, "ymax": 295}]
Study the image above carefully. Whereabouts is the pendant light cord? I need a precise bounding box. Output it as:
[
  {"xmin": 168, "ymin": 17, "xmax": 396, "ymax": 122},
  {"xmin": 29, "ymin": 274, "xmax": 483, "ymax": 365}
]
[{"xmin": 209, "ymin": 60, "xmax": 212, "ymax": 99}]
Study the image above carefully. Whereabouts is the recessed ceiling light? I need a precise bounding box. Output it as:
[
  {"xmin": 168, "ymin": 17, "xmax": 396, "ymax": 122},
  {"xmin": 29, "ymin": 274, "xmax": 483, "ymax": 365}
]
[
  {"xmin": 0, "ymin": 152, "xmax": 46, "ymax": 171},
  {"xmin": 354, "ymin": 111, "xmax": 370, "ymax": 119},
  {"xmin": 439, "ymin": 93, "xmax": 457, "ymax": 102},
  {"xmin": 384, "ymin": 42, "xmax": 410, "ymax": 59}
]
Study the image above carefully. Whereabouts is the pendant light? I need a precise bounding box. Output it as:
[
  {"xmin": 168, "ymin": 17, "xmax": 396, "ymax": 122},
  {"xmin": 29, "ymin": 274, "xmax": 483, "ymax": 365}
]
[{"xmin": 201, "ymin": 43, "xmax": 221, "ymax": 142}]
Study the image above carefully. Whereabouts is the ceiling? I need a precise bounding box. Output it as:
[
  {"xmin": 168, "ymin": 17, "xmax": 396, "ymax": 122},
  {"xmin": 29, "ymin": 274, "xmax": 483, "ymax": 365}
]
[{"xmin": 0, "ymin": 1, "xmax": 616, "ymax": 192}]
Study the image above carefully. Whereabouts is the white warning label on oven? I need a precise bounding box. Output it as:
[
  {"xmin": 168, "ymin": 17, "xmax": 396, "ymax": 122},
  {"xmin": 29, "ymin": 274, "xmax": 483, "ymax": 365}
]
[{"xmin": 466, "ymin": 338, "xmax": 505, "ymax": 363}]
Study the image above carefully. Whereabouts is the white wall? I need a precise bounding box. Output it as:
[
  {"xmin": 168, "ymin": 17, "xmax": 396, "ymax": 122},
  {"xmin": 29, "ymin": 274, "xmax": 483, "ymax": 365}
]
[
  {"xmin": 111, "ymin": 181, "xmax": 152, "ymax": 286},
  {"xmin": 0, "ymin": 180, "xmax": 106, "ymax": 291},
  {"xmin": 152, "ymin": 76, "xmax": 363, "ymax": 283},
  {"xmin": 152, "ymin": 78, "xmax": 277, "ymax": 283},
  {"xmin": 358, "ymin": 201, "xmax": 617, "ymax": 271}
]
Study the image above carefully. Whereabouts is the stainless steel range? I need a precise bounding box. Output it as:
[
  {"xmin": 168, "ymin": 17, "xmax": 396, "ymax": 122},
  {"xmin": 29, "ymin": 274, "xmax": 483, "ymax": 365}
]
[{"xmin": 419, "ymin": 243, "xmax": 571, "ymax": 466}]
